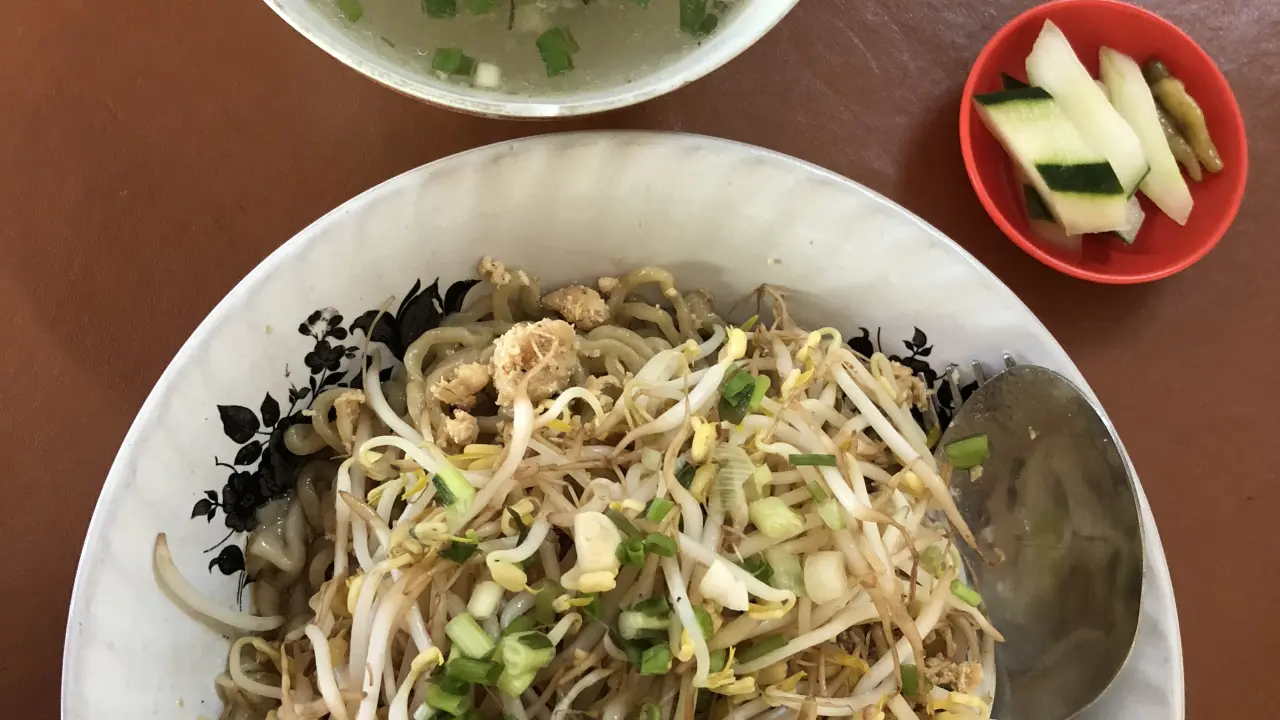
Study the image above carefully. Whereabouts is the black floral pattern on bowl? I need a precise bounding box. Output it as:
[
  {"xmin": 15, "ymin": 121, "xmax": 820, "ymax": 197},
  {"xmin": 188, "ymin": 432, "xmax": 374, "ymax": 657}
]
[
  {"xmin": 186, "ymin": 277, "xmax": 963, "ymax": 596},
  {"xmin": 189, "ymin": 278, "xmax": 477, "ymax": 581}
]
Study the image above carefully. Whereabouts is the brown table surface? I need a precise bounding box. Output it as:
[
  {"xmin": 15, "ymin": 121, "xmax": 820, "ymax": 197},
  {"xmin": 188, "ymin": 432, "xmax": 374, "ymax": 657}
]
[{"xmin": 3, "ymin": 0, "xmax": 1277, "ymax": 716}]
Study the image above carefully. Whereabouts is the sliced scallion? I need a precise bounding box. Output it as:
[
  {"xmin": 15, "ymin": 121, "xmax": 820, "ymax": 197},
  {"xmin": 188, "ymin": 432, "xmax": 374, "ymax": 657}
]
[
  {"xmin": 737, "ymin": 633, "xmax": 786, "ymax": 663},
  {"xmin": 445, "ymin": 613, "xmax": 495, "ymax": 659},
  {"xmin": 720, "ymin": 365, "xmax": 754, "ymax": 400},
  {"xmin": 676, "ymin": 463, "xmax": 696, "ymax": 488},
  {"xmin": 497, "ymin": 668, "xmax": 536, "ymax": 697},
  {"xmin": 645, "ymin": 497, "xmax": 675, "ymax": 522},
  {"xmin": 901, "ymin": 663, "xmax": 921, "ymax": 695},
  {"xmin": 535, "ymin": 27, "xmax": 577, "ymax": 77},
  {"xmin": 431, "ymin": 48, "xmax": 477, "ymax": 77},
  {"xmin": 422, "ymin": 0, "xmax": 458, "ymax": 18},
  {"xmin": 425, "ymin": 677, "xmax": 472, "ymax": 715},
  {"xmin": 950, "ymin": 579, "xmax": 983, "ymax": 607},
  {"xmin": 502, "ymin": 615, "xmax": 536, "ymax": 636},
  {"xmin": 617, "ymin": 538, "xmax": 646, "ymax": 567},
  {"xmin": 439, "ymin": 531, "xmax": 480, "ymax": 563},
  {"xmin": 336, "ymin": 0, "xmax": 363, "ymax": 21},
  {"xmin": 430, "ymin": 452, "xmax": 476, "ymax": 529},
  {"xmin": 499, "ymin": 630, "xmax": 555, "ymax": 675},
  {"xmin": 693, "ymin": 606, "xmax": 714, "ymax": 637},
  {"xmin": 739, "ymin": 555, "xmax": 773, "ymax": 583},
  {"xmin": 748, "ymin": 374, "xmax": 770, "ymax": 411},
  {"xmin": 944, "ymin": 434, "xmax": 990, "ymax": 469},
  {"xmin": 708, "ymin": 648, "xmax": 728, "ymax": 673},
  {"xmin": 639, "ymin": 644, "xmax": 672, "ymax": 675},
  {"xmin": 633, "ymin": 595, "xmax": 671, "ymax": 616},
  {"xmin": 789, "ymin": 453, "xmax": 838, "ymax": 467},
  {"xmin": 583, "ymin": 593, "xmax": 604, "ymax": 621},
  {"xmin": 534, "ymin": 579, "xmax": 561, "ymax": 627},
  {"xmin": 605, "ymin": 508, "xmax": 643, "ymax": 539},
  {"xmin": 644, "ymin": 533, "xmax": 677, "ymax": 557},
  {"xmin": 618, "ymin": 610, "xmax": 670, "ymax": 640},
  {"xmin": 445, "ymin": 656, "xmax": 502, "ymax": 685}
]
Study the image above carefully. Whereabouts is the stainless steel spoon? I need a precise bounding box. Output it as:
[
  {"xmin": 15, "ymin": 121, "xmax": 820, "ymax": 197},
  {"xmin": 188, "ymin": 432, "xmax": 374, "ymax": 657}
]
[{"xmin": 936, "ymin": 359, "xmax": 1143, "ymax": 720}]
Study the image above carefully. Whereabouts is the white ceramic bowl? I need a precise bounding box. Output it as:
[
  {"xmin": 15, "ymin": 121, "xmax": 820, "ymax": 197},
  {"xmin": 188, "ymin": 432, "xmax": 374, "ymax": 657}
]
[
  {"xmin": 261, "ymin": 0, "xmax": 798, "ymax": 117},
  {"xmin": 61, "ymin": 132, "xmax": 1183, "ymax": 718}
]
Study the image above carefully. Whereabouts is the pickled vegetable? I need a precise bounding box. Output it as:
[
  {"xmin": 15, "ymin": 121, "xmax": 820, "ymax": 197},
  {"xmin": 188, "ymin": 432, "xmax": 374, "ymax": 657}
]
[
  {"xmin": 1156, "ymin": 106, "xmax": 1203, "ymax": 182},
  {"xmin": 1143, "ymin": 60, "xmax": 1223, "ymax": 173}
]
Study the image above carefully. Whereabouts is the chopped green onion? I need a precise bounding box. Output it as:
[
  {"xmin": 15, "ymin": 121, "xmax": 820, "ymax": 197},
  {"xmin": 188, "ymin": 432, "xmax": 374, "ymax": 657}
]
[
  {"xmin": 439, "ymin": 530, "xmax": 479, "ymax": 563},
  {"xmin": 336, "ymin": 0, "xmax": 363, "ymax": 21},
  {"xmin": 619, "ymin": 610, "xmax": 671, "ymax": 640},
  {"xmin": 748, "ymin": 375, "xmax": 770, "ymax": 411},
  {"xmin": 430, "ymin": 451, "xmax": 476, "ymax": 529},
  {"xmin": 644, "ymin": 533, "xmax": 677, "ymax": 557},
  {"xmin": 583, "ymin": 593, "xmax": 604, "ymax": 621},
  {"xmin": 805, "ymin": 481, "xmax": 829, "ymax": 503},
  {"xmin": 497, "ymin": 668, "xmax": 536, "ymax": 697},
  {"xmin": 740, "ymin": 314, "xmax": 759, "ymax": 332},
  {"xmin": 502, "ymin": 615, "xmax": 536, "ymax": 636},
  {"xmin": 720, "ymin": 365, "xmax": 754, "ymax": 401},
  {"xmin": 534, "ymin": 579, "xmax": 561, "ymax": 627},
  {"xmin": 605, "ymin": 508, "xmax": 643, "ymax": 540},
  {"xmin": 747, "ymin": 497, "xmax": 805, "ymax": 538},
  {"xmin": 445, "ymin": 656, "xmax": 502, "ymax": 685},
  {"xmin": 535, "ymin": 27, "xmax": 577, "ymax": 77},
  {"xmin": 633, "ymin": 595, "xmax": 671, "ymax": 616},
  {"xmin": 676, "ymin": 463, "xmax": 696, "ymax": 488},
  {"xmin": 901, "ymin": 663, "xmax": 922, "ymax": 695},
  {"xmin": 739, "ymin": 555, "xmax": 773, "ymax": 584},
  {"xmin": 422, "ymin": 0, "xmax": 457, "ymax": 17},
  {"xmin": 425, "ymin": 677, "xmax": 472, "ymax": 715},
  {"xmin": 623, "ymin": 641, "xmax": 644, "ymax": 667},
  {"xmin": 679, "ymin": 0, "xmax": 707, "ymax": 34},
  {"xmin": 617, "ymin": 538, "xmax": 646, "ymax": 567},
  {"xmin": 789, "ymin": 453, "xmax": 838, "ymax": 467},
  {"xmin": 764, "ymin": 546, "xmax": 804, "ymax": 595},
  {"xmin": 737, "ymin": 633, "xmax": 786, "ymax": 663},
  {"xmin": 694, "ymin": 13, "xmax": 718, "ymax": 35},
  {"xmin": 639, "ymin": 702, "xmax": 661, "ymax": 720},
  {"xmin": 445, "ymin": 613, "xmax": 495, "ymax": 659},
  {"xmin": 950, "ymin": 579, "xmax": 983, "ymax": 607},
  {"xmin": 945, "ymin": 434, "xmax": 990, "ymax": 470},
  {"xmin": 464, "ymin": 0, "xmax": 495, "ymax": 11},
  {"xmin": 708, "ymin": 648, "xmax": 728, "ymax": 673},
  {"xmin": 507, "ymin": 506, "xmax": 530, "ymax": 543},
  {"xmin": 919, "ymin": 546, "xmax": 946, "ymax": 577},
  {"xmin": 499, "ymin": 630, "xmax": 555, "ymax": 675},
  {"xmin": 431, "ymin": 48, "xmax": 477, "ymax": 76},
  {"xmin": 640, "ymin": 644, "xmax": 672, "ymax": 675},
  {"xmin": 693, "ymin": 606, "xmax": 714, "ymax": 638},
  {"xmin": 817, "ymin": 499, "xmax": 846, "ymax": 530},
  {"xmin": 718, "ymin": 365, "xmax": 755, "ymax": 424},
  {"xmin": 645, "ymin": 498, "xmax": 675, "ymax": 522}
]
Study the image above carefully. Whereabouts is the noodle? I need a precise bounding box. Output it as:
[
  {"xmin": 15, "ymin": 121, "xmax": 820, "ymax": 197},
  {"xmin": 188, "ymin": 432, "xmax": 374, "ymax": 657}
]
[{"xmin": 158, "ymin": 262, "xmax": 999, "ymax": 720}]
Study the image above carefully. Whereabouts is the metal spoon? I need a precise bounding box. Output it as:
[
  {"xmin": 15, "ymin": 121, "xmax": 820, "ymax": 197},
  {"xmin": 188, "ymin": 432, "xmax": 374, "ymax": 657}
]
[{"xmin": 936, "ymin": 358, "xmax": 1143, "ymax": 720}]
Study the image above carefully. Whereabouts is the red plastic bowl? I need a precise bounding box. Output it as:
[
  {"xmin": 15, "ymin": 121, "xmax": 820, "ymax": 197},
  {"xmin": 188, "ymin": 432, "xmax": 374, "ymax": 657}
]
[{"xmin": 960, "ymin": 0, "xmax": 1248, "ymax": 284}]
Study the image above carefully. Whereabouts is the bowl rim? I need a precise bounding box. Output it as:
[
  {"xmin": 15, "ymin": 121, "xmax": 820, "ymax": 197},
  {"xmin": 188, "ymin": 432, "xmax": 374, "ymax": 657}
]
[
  {"xmin": 260, "ymin": 0, "xmax": 799, "ymax": 118},
  {"xmin": 59, "ymin": 131, "xmax": 1184, "ymax": 719},
  {"xmin": 959, "ymin": 0, "xmax": 1249, "ymax": 284}
]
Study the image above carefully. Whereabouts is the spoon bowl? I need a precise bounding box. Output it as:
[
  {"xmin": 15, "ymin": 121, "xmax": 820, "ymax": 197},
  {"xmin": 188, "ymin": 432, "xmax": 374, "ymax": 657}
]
[{"xmin": 939, "ymin": 362, "xmax": 1144, "ymax": 719}]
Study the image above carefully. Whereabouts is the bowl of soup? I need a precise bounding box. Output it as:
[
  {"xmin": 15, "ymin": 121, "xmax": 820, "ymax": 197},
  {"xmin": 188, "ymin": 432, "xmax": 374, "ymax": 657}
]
[{"xmin": 262, "ymin": 0, "xmax": 799, "ymax": 117}]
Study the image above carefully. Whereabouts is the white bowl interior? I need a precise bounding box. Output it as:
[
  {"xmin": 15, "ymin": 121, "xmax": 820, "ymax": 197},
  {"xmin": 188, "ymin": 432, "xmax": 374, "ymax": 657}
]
[
  {"xmin": 62, "ymin": 132, "xmax": 1182, "ymax": 718},
  {"xmin": 262, "ymin": 0, "xmax": 798, "ymax": 116}
]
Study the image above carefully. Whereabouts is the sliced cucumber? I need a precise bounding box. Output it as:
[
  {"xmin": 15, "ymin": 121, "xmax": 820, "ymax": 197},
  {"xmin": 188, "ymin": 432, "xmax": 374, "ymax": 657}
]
[
  {"xmin": 1114, "ymin": 195, "xmax": 1145, "ymax": 244},
  {"xmin": 1022, "ymin": 183, "xmax": 1083, "ymax": 254},
  {"xmin": 1025, "ymin": 21, "xmax": 1149, "ymax": 194},
  {"xmin": 975, "ymin": 87, "xmax": 1129, "ymax": 235},
  {"xmin": 1099, "ymin": 47, "xmax": 1193, "ymax": 225}
]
